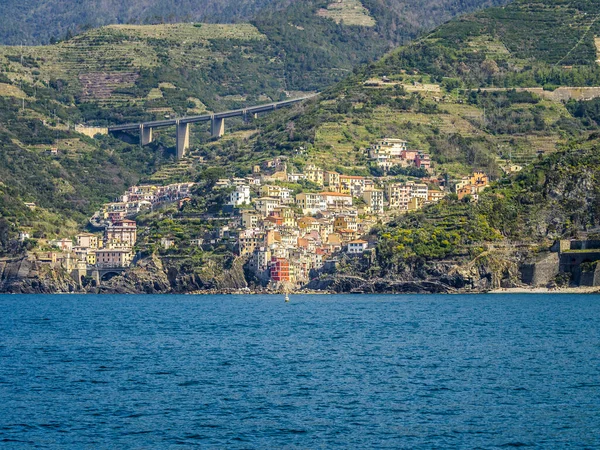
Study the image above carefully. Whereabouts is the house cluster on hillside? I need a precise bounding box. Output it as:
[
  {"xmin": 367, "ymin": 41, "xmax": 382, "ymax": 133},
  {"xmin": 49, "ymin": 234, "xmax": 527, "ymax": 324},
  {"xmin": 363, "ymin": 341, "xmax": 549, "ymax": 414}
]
[
  {"xmin": 207, "ymin": 156, "xmax": 449, "ymax": 288},
  {"xmin": 455, "ymin": 172, "xmax": 489, "ymax": 201},
  {"xmin": 369, "ymin": 138, "xmax": 431, "ymax": 173},
  {"xmin": 37, "ymin": 219, "xmax": 138, "ymax": 273},
  {"xmin": 97, "ymin": 183, "xmax": 195, "ymax": 222}
]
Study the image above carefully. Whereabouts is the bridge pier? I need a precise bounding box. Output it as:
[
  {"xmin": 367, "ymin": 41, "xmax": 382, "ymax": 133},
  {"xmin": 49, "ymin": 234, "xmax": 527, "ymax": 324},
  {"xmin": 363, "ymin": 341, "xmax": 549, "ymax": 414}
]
[
  {"xmin": 140, "ymin": 125, "xmax": 154, "ymax": 146},
  {"xmin": 91, "ymin": 269, "xmax": 100, "ymax": 285},
  {"xmin": 211, "ymin": 117, "xmax": 225, "ymax": 138},
  {"xmin": 176, "ymin": 121, "xmax": 190, "ymax": 159},
  {"xmin": 243, "ymin": 111, "xmax": 259, "ymax": 123}
]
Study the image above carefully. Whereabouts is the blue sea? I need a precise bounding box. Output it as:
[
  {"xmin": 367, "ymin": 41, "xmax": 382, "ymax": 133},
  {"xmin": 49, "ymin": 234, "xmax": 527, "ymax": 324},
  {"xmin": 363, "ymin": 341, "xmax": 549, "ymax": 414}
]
[{"xmin": 0, "ymin": 294, "xmax": 599, "ymax": 448}]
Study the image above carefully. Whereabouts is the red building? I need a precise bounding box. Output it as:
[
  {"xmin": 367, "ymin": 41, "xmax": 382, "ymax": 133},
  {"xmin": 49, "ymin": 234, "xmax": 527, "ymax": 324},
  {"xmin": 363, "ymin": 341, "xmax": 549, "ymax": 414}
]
[
  {"xmin": 270, "ymin": 257, "xmax": 290, "ymax": 282},
  {"xmin": 415, "ymin": 153, "xmax": 431, "ymax": 170}
]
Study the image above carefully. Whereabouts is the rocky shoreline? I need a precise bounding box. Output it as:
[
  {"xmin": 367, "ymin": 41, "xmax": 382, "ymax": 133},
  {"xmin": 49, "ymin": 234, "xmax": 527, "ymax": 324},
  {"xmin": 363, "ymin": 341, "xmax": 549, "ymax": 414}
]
[{"xmin": 3, "ymin": 252, "xmax": 599, "ymax": 295}]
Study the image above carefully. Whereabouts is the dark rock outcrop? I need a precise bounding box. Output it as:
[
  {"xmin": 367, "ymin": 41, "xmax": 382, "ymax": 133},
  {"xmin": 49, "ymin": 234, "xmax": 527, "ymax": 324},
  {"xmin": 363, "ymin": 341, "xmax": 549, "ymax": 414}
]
[{"xmin": 0, "ymin": 256, "xmax": 80, "ymax": 293}]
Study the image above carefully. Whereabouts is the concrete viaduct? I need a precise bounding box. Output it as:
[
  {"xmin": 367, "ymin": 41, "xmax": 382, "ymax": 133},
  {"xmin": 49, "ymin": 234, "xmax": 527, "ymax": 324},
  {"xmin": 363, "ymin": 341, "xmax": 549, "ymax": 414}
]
[{"xmin": 108, "ymin": 95, "xmax": 317, "ymax": 159}]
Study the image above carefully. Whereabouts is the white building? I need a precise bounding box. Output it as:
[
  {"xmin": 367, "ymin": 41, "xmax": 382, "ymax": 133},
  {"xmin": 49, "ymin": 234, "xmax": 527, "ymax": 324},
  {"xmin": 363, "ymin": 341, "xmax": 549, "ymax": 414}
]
[
  {"xmin": 319, "ymin": 192, "xmax": 353, "ymax": 209},
  {"xmin": 347, "ymin": 240, "xmax": 368, "ymax": 254},
  {"xmin": 161, "ymin": 237, "xmax": 175, "ymax": 249},
  {"xmin": 228, "ymin": 185, "xmax": 251, "ymax": 206},
  {"xmin": 370, "ymin": 138, "xmax": 408, "ymax": 159},
  {"xmin": 255, "ymin": 197, "xmax": 281, "ymax": 217},
  {"xmin": 296, "ymin": 193, "xmax": 327, "ymax": 215},
  {"xmin": 50, "ymin": 238, "xmax": 73, "ymax": 252},
  {"xmin": 410, "ymin": 182, "xmax": 429, "ymax": 200}
]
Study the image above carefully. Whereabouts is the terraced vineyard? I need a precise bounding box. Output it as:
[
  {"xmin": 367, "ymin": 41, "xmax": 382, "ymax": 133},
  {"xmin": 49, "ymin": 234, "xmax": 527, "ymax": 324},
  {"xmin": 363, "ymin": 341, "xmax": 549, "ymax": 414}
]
[
  {"xmin": 317, "ymin": 0, "xmax": 376, "ymax": 27},
  {"xmin": 0, "ymin": 23, "xmax": 280, "ymax": 112}
]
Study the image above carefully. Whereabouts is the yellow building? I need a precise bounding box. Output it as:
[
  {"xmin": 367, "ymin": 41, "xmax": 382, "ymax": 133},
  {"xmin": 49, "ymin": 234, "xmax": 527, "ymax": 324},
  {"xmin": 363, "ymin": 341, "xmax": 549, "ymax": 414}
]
[
  {"xmin": 339, "ymin": 175, "xmax": 366, "ymax": 196},
  {"xmin": 87, "ymin": 252, "xmax": 97, "ymax": 265},
  {"xmin": 324, "ymin": 171, "xmax": 340, "ymax": 189},
  {"xmin": 304, "ymin": 164, "xmax": 324, "ymax": 186}
]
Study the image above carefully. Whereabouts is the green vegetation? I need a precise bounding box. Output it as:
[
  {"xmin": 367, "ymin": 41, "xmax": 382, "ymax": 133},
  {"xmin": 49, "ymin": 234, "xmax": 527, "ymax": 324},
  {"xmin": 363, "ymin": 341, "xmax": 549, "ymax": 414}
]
[
  {"xmin": 3, "ymin": 0, "xmax": 600, "ymax": 276},
  {"xmin": 373, "ymin": 136, "xmax": 600, "ymax": 273},
  {"xmin": 0, "ymin": 96, "xmax": 162, "ymax": 240},
  {"xmin": 376, "ymin": 0, "xmax": 600, "ymax": 89},
  {"xmin": 0, "ymin": 0, "xmax": 509, "ymax": 46}
]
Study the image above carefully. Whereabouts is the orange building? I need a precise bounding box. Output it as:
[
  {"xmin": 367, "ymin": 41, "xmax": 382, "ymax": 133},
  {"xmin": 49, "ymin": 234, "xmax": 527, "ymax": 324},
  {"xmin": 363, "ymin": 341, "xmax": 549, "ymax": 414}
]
[{"xmin": 270, "ymin": 257, "xmax": 290, "ymax": 282}]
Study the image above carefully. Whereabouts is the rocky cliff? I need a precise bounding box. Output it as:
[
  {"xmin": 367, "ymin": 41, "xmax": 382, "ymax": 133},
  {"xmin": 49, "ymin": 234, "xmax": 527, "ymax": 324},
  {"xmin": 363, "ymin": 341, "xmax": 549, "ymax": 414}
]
[
  {"xmin": 0, "ymin": 248, "xmax": 543, "ymax": 294},
  {"xmin": 94, "ymin": 254, "xmax": 248, "ymax": 294},
  {"xmin": 0, "ymin": 256, "xmax": 80, "ymax": 293}
]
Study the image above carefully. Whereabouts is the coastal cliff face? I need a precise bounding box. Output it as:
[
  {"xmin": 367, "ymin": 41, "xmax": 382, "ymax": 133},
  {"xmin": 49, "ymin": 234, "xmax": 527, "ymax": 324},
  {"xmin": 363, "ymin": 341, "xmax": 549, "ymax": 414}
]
[
  {"xmin": 0, "ymin": 256, "xmax": 80, "ymax": 294},
  {"xmin": 306, "ymin": 249, "xmax": 523, "ymax": 294},
  {"xmin": 0, "ymin": 249, "xmax": 525, "ymax": 294},
  {"xmin": 95, "ymin": 254, "xmax": 248, "ymax": 294}
]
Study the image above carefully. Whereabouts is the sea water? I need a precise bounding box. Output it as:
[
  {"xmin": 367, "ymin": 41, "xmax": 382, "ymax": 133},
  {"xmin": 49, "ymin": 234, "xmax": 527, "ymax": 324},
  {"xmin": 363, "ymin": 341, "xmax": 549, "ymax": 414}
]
[{"xmin": 0, "ymin": 294, "xmax": 598, "ymax": 448}]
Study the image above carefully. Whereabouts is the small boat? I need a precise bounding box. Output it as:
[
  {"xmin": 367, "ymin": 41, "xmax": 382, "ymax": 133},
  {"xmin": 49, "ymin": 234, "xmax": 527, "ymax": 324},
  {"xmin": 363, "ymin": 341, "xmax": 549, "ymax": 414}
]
[{"xmin": 285, "ymin": 292, "xmax": 290, "ymax": 302}]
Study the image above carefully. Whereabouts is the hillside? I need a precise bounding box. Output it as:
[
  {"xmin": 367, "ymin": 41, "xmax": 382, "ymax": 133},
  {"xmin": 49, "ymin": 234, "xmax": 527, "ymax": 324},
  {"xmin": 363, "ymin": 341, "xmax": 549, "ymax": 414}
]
[
  {"xmin": 0, "ymin": 0, "xmax": 515, "ymax": 240},
  {"xmin": 0, "ymin": 0, "xmax": 509, "ymax": 46},
  {"xmin": 3, "ymin": 0, "xmax": 600, "ymax": 293},
  {"xmin": 238, "ymin": 0, "xmax": 600, "ymax": 177}
]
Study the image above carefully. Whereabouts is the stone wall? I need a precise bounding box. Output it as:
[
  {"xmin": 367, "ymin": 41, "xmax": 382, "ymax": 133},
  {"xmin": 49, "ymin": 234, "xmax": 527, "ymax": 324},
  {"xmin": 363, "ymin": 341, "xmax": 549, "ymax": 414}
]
[
  {"xmin": 74, "ymin": 125, "xmax": 108, "ymax": 138},
  {"xmin": 520, "ymin": 252, "xmax": 559, "ymax": 286},
  {"xmin": 479, "ymin": 87, "xmax": 600, "ymax": 102}
]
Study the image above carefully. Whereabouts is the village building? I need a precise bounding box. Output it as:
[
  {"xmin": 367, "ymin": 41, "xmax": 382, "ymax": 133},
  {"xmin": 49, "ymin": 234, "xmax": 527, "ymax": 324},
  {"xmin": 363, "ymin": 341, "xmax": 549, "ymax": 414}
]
[
  {"xmin": 248, "ymin": 247, "xmax": 272, "ymax": 281},
  {"xmin": 415, "ymin": 153, "xmax": 431, "ymax": 170},
  {"xmin": 347, "ymin": 240, "xmax": 368, "ymax": 254},
  {"xmin": 50, "ymin": 238, "xmax": 73, "ymax": 252},
  {"xmin": 387, "ymin": 183, "xmax": 411, "ymax": 209},
  {"xmin": 320, "ymin": 192, "xmax": 353, "ymax": 209},
  {"xmin": 339, "ymin": 175, "xmax": 366, "ymax": 197},
  {"xmin": 324, "ymin": 171, "xmax": 340, "ymax": 189},
  {"xmin": 190, "ymin": 238, "xmax": 204, "ymax": 247},
  {"xmin": 95, "ymin": 249, "xmax": 133, "ymax": 268},
  {"xmin": 296, "ymin": 193, "xmax": 327, "ymax": 215},
  {"xmin": 362, "ymin": 189, "xmax": 384, "ymax": 214},
  {"xmin": 287, "ymin": 172, "xmax": 306, "ymax": 182},
  {"xmin": 428, "ymin": 189, "xmax": 446, "ymax": 203},
  {"xmin": 105, "ymin": 220, "xmax": 137, "ymax": 247},
  {"xmin": 410, "ymin": 182, "xmax": 429, "ymax": 200},
  {"xmin": 254, "ymin": 197, "xmax": 281, "ymax": 216},
  {"xmin": 242, "ymin": 210, "xmax": 261, "ymax": 229},
  {"xmin": 334, "ymin": 215, "xmax": 359, "ymax": 232},
  {"xmin": 455, "ymin": 172, "xmax": 489, "ymax": 200},
  {"xmin": 270, "ymin": 257, "xmax": 291, "ymax": 283},
  {"xmin": 160, "ymin": 237, "xmax": 175, "ymax": 250},
  {"xmin": 304, "ymin": 164, "xmax": 325, "ymax": 186},
  {"xmin": 228, "ymin": 185, "xmax": 251, "ymax": 206},
  {"xmin": 261, "ymin": 185, "xmax": 293, "ymax": 203},
  {"xmin": 297, "ymin": 217, "xmax": 320, "ymax": 233},
  {"xmin": 77, "ymin": 233, "xmax": 99, "ymax": 249},
  {"xmin": 370, "ymin": 139, "xmax": 407, "ymax": 158},
  {"xmin": 408, "ymin": 197, "xmax": 425, "ymax": 211},
  {"xmin": 238, "ymin": 229, "xmax": 266, "ymax": 256}
]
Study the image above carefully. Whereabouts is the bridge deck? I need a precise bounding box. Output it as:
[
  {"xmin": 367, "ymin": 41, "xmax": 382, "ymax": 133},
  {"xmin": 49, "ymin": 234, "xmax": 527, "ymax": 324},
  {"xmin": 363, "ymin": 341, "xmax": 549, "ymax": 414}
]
[{"xmin": 108, "ymin": 95, "xmax": 317, "ymax": 132}]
